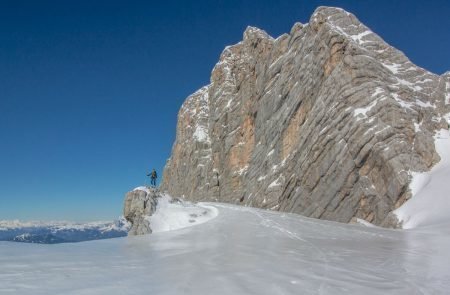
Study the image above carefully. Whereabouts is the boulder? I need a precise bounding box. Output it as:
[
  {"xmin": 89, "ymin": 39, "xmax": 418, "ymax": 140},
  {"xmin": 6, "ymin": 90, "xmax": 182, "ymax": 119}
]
[{"xmin": 123, "ymin": 187, "xmax": 160, "ymax": 235}]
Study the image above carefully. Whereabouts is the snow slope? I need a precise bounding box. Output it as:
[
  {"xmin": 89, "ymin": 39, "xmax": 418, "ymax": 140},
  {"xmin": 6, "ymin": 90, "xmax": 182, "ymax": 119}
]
[
  {"xmin": 147, "ymin": 194, "xmax": 218, "ymax": 233},
  {"xmin": 394, "ymin": 129, "xmax": 450, "ymax": 229},
  {"xmin": 1, "ymin": 202, "xmax": 449, "ymax": 294}
]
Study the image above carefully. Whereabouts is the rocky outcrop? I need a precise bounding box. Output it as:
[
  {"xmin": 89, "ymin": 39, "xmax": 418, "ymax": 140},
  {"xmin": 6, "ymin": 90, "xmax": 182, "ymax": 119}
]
[
  {"xmin": 123, "ymin": 187, "xmax": 160, "ymax": 235},
  {"xmin": 161, "ymin": 6, "xmax": 450, "ymax": 227}
]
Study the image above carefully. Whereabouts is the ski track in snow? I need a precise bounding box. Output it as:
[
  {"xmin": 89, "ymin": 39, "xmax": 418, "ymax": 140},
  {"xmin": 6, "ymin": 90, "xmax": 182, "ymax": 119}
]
[
  {"xmin": 216, "ymin": 203, "xmax": 332, "ymax": 293},
  {"xmin": 248, "ymin": 207, "xmax": 332, "ymax": 294},
  {"xmin": 1, "ymin": 201, "xmax": 449, "ymax": 294}
]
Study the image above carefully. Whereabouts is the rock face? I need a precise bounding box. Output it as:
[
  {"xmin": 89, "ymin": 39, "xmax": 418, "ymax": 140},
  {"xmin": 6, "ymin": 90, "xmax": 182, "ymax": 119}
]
[
  {"xmin": 123, "ymin": 187, "xmax": 160, "ymax": 235},
  {"xmin": 161, "ymin": 6, "xmax": 450, "ymax": 227}
]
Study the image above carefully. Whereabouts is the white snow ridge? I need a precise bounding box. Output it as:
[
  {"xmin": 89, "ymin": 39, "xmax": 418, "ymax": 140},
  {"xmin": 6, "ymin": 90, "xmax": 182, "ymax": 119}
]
[{"xmin": 147, "ymin": 194, "xmax": 218, "ymax": 233}]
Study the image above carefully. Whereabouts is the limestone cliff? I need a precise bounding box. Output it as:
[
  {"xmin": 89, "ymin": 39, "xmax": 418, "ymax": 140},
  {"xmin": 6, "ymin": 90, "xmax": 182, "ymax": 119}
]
[{"xmin": 161, "ymin": 7, "xmax": 450, "ymax": 227}]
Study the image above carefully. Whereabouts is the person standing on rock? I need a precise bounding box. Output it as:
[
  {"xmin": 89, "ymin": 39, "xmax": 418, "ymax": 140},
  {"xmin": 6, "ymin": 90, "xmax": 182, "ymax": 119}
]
[{"xmin": 147, "ymin": 168, "xmax": 157, "ymax": 187}]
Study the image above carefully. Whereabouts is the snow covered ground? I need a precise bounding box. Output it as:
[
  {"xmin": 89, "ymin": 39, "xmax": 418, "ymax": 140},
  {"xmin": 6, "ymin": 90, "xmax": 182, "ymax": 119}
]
[
  {"xmin": 394, "ymin": 129, "xmax": 450, "ymax": 229},
  {"xmin": 147, "ymin": 194, "xmax": 218, "ymax": 233},
  {"xmin": 1, "ymin": 201, "xmax": 450, "ymax": 294}
]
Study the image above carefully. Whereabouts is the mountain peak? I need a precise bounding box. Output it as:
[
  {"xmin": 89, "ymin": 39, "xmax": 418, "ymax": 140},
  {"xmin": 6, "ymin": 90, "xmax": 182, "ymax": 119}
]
[
  {"xmin": 243, "ymin": 26, "xmax": 273, "ymax": 41},
  {"xmin": 289, "ymin": 22, "xmax": 304, "ymax": 35},
  {"xmin": 313, "ymin": 6, "xmax": 352, "ymax": 17},
  {"xmin": 162, "ymin": 7, "xmax": 450, "ymax": 228}
]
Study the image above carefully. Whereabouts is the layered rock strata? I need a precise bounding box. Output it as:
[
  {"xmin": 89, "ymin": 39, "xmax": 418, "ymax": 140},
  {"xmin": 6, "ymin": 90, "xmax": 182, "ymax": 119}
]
[{"xmin": 161, "ymin": 6, "xmax": 450, "ymax": 227}]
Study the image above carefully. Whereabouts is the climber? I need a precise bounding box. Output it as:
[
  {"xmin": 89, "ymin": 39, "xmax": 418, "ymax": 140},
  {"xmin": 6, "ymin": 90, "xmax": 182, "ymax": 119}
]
[{"xmin": 147, "ymin": 168, "xmax": 157, "ymax": 187}]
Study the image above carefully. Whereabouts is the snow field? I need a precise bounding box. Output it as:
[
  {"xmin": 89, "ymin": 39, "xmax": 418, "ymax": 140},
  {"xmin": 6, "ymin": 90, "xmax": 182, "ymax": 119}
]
[{"xmin": 1, "ymin": 202, "xmax": 449, "ymax": 294}]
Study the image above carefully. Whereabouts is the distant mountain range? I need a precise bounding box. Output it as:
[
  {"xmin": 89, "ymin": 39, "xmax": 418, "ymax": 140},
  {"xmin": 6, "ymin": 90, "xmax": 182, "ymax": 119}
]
[{"xmin": 0, "ymin": 218, "xmax": 130, "ymax": 244}]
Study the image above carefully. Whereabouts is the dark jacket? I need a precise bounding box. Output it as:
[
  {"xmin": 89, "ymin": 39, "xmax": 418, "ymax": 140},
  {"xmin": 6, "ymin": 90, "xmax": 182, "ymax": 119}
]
[{"xmin": 148, "ymin": 170, "xmax": 157, "ymax": 179}]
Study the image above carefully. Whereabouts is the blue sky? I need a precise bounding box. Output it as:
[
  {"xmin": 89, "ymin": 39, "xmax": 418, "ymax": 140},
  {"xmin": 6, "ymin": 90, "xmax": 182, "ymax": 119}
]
[{"xmin": 1, "ymin": 0, "xmax": 449, "ymax": 221}]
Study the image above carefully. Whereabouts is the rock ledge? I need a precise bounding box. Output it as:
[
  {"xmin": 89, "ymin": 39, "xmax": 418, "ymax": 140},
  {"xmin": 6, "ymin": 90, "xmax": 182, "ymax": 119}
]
[{"xmin": 123, "ymin": 187, "xmax": 160, "ymax": 235}]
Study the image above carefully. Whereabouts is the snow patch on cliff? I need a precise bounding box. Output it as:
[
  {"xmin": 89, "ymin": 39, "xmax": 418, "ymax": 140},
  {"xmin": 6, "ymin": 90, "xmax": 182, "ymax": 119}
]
[
  {"xmin": 133, "ymin": 186, "xmax": 151, "ymax": 194},
  {"xmin": 445, "ymin": 81, "xmax": 450, "ymax": 105},
  {"xmin": 193, "ymin": 125, "xmax": 210, "ymax": 143}
]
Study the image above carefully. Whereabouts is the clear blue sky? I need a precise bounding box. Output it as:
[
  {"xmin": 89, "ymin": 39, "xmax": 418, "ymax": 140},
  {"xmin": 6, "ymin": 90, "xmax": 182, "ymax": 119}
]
[{"xmin": 1, "ymin": 0, "xmax": 449, "ymax": 221}]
